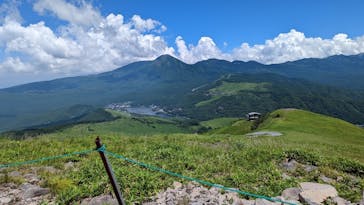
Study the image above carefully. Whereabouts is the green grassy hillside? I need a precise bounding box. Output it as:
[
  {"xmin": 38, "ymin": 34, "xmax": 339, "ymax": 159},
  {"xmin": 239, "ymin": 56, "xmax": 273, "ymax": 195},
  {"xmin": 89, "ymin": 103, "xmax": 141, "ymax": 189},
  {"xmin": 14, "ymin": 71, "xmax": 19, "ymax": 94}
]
[
  {"xmin": 183, "ymin": 73, "xmax": 364, "ymax": 123},
  {"xmin": 1, "ymin": 109, "xmax": 363, "ymax": 204},
  {"xmin": 258, "ymin": 109, "xmax": 364, "ymax": 161}
]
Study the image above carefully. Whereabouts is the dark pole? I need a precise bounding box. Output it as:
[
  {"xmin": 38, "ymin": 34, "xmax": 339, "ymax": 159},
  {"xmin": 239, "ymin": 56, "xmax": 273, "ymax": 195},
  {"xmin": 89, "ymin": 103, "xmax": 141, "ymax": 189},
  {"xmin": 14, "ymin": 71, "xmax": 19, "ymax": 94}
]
[{"xmin": 95, "ymin": 136, "xmax": 126, "ymax": 205}]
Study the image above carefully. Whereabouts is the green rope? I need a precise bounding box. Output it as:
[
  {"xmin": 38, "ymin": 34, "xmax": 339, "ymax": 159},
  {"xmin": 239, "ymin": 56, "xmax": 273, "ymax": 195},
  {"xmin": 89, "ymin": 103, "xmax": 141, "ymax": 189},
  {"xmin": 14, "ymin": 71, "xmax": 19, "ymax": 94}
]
[
  {"xmin": 0, "ymin": 148, "xmax": 97, "ymax": 169},
  {"xmin": 105, "ymin": 150, "xmax": 296, "ymax": 205}
]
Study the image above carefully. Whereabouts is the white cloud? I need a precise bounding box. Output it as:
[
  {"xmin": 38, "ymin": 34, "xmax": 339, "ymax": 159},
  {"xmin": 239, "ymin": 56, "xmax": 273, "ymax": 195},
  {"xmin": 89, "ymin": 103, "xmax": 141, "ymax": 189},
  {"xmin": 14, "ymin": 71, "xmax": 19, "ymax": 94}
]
[
  {"xmin": 0, "ymin": 57, "xmax": 34, "ymax": 72},
  {"xmin": 174, "ymin": 29, "xmax": 364, "ymax": 64},
  {"xmin": 175, "ymin": 36, "xmax": 230, "ymax": 64},
  {"xmin": 33, "ymin": 0, "xmax": 102, "ymax": 27},
  {"xmin": 0, "ymin": 0, "xmax": 22, "ymax": 23},
  {"xmin": 0, "ymin": 0, "xmax": 174, "ymax": 76},
  {"xmin": 1, "ymin": 0, "xmax": 364, "ymax": 88},
  {"xmin": 230, "ymin": 29, "xmax": 364, "ymax": 64},
  {"xmin": 130, "ymin": 15, "xmax": 165, "ymax": 33}
]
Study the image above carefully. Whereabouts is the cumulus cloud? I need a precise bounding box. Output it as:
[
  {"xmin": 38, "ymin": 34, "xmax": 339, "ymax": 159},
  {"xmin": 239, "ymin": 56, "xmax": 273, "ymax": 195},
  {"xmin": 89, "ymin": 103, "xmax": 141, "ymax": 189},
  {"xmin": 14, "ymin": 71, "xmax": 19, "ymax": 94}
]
[
  {"xmin": 0, "ymin": 0, "xmax": 174, "ymax": 76},
  {"xmin": 33, "ymin": 0, "xmax": 102, "ymax": 27},
  {"xmin": 131, "ymin": 15, "xmax": 166, "ymax": 33},
  {"xmin": 176, "ymin": 29, "xmax": 364, "ymax": 64},
  {"xmin": 0, "ymin": 0, "xmax": 22, "ymax": 23},
  {"xmin": 175, "ymin": 36, "xmax": 230, "ymax": 64},
  {"xmin": 231, "ymin": 29, "xmax": 364, "ymax": 64},
  {"xmin": 1, "ymin": 0, "xmax": 364, "ymax": 88}
]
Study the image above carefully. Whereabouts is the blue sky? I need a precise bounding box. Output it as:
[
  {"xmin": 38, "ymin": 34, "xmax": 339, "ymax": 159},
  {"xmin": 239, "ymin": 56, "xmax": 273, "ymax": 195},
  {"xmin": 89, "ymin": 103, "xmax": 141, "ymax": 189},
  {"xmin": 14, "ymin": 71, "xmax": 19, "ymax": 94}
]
[
  {"xmin": 0, "ymin": 0, "xmax": 364, "ymax": 88},
  {"xmin": 99, "ymin": 0, "xmax": 364, "ymax": 49}
]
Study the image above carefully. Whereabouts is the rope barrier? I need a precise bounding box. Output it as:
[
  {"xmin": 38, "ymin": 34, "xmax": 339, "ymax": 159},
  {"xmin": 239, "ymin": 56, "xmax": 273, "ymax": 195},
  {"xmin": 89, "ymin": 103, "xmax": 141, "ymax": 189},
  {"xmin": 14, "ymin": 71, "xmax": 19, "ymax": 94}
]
[
  {"xmin": 0, "ymin": 148, "xmax": 97, "ymax": 169},
  {"xmin": 0, "ymin": 145, "xmax": 296, "ymax": 205},
  {"xmin": 104, "ymin": 150, "xmax": 297, "ymax": 205}
]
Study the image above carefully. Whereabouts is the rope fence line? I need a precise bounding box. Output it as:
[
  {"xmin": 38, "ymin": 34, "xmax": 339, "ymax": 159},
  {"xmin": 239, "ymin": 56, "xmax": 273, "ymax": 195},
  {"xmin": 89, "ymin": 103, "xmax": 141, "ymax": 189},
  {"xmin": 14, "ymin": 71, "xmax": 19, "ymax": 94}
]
[
  {"xmin": 0, "ymin": 144, "xmax": 296, "ymax": 205},
  {"xmin": 105, "ymin": 150, "xmax": 296, "ymax": 205},
  {"xmin": 0, "ymin": 148, "xmax": 98, "ymax": 169}
]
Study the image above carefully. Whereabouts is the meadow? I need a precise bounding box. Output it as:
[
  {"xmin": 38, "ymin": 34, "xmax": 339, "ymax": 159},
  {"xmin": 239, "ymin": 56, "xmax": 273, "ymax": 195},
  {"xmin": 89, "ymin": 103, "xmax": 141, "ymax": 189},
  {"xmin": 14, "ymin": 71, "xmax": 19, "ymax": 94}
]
[{"xmin": 1, "ymin": 109, "xmax": 363, "ymax": 204}]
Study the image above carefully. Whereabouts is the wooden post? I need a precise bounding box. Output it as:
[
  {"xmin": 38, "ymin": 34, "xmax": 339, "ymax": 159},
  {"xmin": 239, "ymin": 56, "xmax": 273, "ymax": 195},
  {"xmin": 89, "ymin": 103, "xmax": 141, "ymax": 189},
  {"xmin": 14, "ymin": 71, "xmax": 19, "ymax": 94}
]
[{"xmin": 95, "ymin": 137, "xmax": 126, "ymax": 205}]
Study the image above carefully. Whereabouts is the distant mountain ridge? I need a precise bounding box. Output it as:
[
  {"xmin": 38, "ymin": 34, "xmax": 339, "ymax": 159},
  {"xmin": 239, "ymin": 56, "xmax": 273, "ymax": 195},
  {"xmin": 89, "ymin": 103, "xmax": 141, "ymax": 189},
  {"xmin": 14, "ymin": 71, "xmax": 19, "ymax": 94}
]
[{"xmin": 0, "ymin": 54, "xmax": 364, "ymax": 132}]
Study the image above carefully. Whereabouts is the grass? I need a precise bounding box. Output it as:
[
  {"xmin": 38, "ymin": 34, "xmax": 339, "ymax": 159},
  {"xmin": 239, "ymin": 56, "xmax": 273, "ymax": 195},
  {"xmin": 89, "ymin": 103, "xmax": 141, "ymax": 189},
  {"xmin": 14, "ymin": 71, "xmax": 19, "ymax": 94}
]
[
  {"xmin": 200, "ymin": 117, "xmax": 240, "ymax": 129},
  {"xmin": 0, "ymin": 109, "xmax": 363, "ymax": 204},
  {"xmin": 195, "ymin": 82, "xmax": 269, "ymax": 107},
  {"xmin": 201, "ymin": 118, "xmax": 254, "ymax": 135}
]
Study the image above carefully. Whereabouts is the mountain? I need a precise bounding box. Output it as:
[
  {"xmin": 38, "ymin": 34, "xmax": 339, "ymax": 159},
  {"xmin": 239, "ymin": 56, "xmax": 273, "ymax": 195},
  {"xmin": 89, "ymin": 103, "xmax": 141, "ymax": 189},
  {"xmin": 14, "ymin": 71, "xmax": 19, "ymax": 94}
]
[
  {"xmin": 0, "ymin": 54, "xmax": 364, "ymax": 132},
  {"xmin": 178, "ymin": 73, "xmax": 364, "ymax": 122}
]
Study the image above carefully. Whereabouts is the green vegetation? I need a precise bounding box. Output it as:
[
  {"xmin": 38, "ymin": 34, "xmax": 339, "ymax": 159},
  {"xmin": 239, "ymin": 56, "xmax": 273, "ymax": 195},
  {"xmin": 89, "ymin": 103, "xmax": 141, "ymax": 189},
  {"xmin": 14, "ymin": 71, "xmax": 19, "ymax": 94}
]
[
  {"xmin": 209, "ymin": 82, "xmax": 269, "ymax": 95},
  {"xmin": 184, "ymin": 73, "xmax": 364, "ymax": 124},
  {"xmin": 1, "ymin": 109, "xmax": 363, "ymax": 204},
  {"xmin": 196, "ymin": 81, "xmax": 269, "ymax": 107},
  {"xmin": 2, "ymin": 54, "xmax": 364, "ymax": 132},
  {"xmin": 200, "ymin": 117, "xmax": 254, "ymax": 135},
  {"xmin": 200, "ymin": 117, "xmax": 240, "ymax": 129}
]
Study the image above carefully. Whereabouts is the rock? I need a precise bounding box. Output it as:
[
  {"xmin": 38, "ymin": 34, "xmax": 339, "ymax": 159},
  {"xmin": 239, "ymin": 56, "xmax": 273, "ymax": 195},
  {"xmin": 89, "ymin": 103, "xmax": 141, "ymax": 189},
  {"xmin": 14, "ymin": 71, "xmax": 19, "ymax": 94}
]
[
  {"xmin": 64, "ymin": 162, "xmax": 75, "ymax": 169},
  {"xmin": 282, "ymin": 187, "xmax": 301, "ymax": 201},
  {"xmin": 299, "ymin": 182, "xmax": 338, "ymax": 205},
  {"xmin": 336, "ymin": 176, "xmax": 344, "ymax": 182},
  {"xmin": 239, "ymin": 199, "xmax": 255, "ymax": 205},
  {"xmin": 281, "ymin": 173, "xmax": 291, "ymax": 180},
  {"xmin": 8, "ymin": 171, "xmax": 22, "ymax": 177},
  {"xmin": 0, "ymin": 197, "xmax": 12, "ymax": 204},
  {"xmin": 360, "ymin": 190, "xmax": 364, "ymax": 205},
  {"xmin": 319, "ymin": 175, "xmax": 334, "ymax": 184},
  {"xmin": 255, "ymin": 198, "xmax": 280, "ymax": 205},
  {"xmin": 41, "ymin": 166, "xmax": 58, "ymax": 173},
  {"xmin": 332, "ymin": 196, "xmax": 351, "ymax": 205},
  {"xmin": 173, "ymin": 181, "xmax": 182, "ymax": 189},
  {"xmin": 282, "ymin": 159, "xmax": 298, "ymax": 171},
  {"xmin": 304, "ymin": 165, "xmax": 317, "ymax": 172},
  {"xmin": 23, "ymin": 173, "xmax": 40, "ymax": 184},
  {"xmin": 143, "ymin": 182, "xmax": 246, "ymax": 205},
  {"xmin": 21, "ymin": 183, "xmax": 50, "ymax": 199},
  {"xmin": 80, "ymin": 194, "xmax": 118, "ymax": 205}
]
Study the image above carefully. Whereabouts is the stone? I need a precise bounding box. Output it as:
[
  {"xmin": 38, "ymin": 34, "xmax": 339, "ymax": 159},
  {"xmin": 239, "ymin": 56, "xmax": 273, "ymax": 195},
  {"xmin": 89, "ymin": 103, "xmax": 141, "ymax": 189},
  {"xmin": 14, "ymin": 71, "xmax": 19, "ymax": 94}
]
[
  {"xmin": 8, "ymin": 171, "xmax": 22, "ymax": 177},
  {"xmin": 239, "ymin": 199, "xmax": 255, "ymax": 205},
  {"xmin": 173, "ymin": 181, "xmax": 182, "ymax": 189},
  {"xmin": 64, "ymin": 162, "xmax": 75, "ymax": 169},
  {"xmin": 41, "ymin": 166, "xmax": 58, "ymax": 173},
  {"xmin": 282, "ymin": 173, "xmax": 291, "ymax": 180},
  {"xmin": 336, "ymin": 176, "xmax": 344, "ymax": 182},
  {"xmin": 304, "ymin": 165, "xmax": 317, "ymax": 172},
  {"xmin": 21, "ymin": 183, "xmax": 50, "ymax": 199},
  {"xmin": 360, "ymin": 190, "xmax": 364, "ymax": 205},
  {"xmin": 282, "ymin": 159, "xmax": 298, "ymax": 171},
  {"xmin": 332, "ymin": 196, "xmax": 351, "ymax": 205},
  {"xmin": 319, "ymin": 175, "xmax": 334, "ymax": 184},
  {"xmin": 299, "ymin": 182, "xmax": 338, "ymax": 205},
  {"xmin": 255, "ymin": 198, "xmax": 280, "ymax": 205},
  {"xmin": 80, "ymin": 194, "xmax": 118, "ymax": 205},
  {"xmin": 0, "ymin": 197, "xmax": 12, "ymax": 204},
  {"xmin": 282, "ymin": 187, "xmax": 301, "ymax": 201},
  {"xmin": 23, "ymin": 173, "xmax": 40, "ymax": 184}
]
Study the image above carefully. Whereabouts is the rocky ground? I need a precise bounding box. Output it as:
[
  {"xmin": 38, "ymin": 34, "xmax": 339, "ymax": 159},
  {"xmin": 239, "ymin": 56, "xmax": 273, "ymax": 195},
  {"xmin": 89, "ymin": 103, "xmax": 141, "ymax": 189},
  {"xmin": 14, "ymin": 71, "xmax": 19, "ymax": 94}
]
[
  {"xmin": 0, "ymin": 167, "xmax": 56, "ymax": 205},
  {"xmin": 81, "ymin": 181, "xmax": 364, "ymax": 205},
  {"xmin": 1, "ymin": 161, "xmax": 363, "ymax": 205}
]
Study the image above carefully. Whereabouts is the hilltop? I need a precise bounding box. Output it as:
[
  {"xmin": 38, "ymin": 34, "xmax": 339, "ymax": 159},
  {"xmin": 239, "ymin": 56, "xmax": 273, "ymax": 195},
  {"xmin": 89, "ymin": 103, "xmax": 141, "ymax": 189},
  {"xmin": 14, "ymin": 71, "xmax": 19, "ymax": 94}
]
[{"xmin": 0, "ymin": 109, "xmax": 363, "ymax": 204}]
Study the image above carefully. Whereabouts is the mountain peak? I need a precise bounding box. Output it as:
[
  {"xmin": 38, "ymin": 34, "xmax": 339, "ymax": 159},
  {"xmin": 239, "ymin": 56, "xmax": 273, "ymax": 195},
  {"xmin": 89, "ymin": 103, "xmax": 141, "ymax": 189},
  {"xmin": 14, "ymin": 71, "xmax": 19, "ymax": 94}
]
[
  {"xmin": 155, "ymin": 54, "xmax": 181, "ymax": 62},
  {"xmin": 152, "ymin": 55, "xmax": 188, "ymax": 68}
]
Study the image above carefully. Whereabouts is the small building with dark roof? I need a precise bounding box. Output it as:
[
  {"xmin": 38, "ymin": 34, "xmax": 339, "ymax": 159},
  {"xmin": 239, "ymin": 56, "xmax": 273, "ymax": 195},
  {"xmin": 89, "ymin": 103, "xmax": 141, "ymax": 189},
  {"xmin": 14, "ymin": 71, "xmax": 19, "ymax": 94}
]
[{"xmin": 246, "ymin": 112, "xmax": 261, "ymax": 121}]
